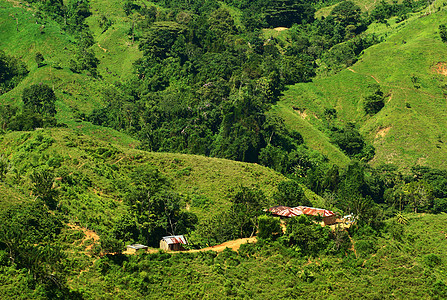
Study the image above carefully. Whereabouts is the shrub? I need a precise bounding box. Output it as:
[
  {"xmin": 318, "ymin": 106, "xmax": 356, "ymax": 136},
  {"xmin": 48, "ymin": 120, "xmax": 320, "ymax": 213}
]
[
  {"xmin": 440, "ymin": 24, "xmax": 447, "ymax": 43},
  {"xmin": 363, "ymin": 84, "xmax": 385, "ymax": 115},
  {"xmin": 274, "ymin": 180, "xmax": 310, "ymax": 207},
  {"xmin": 354, "ymin": 239, "xmax": 376, "ymax": 257},
  {"xmin": 433, "ymin": 198, "xmax": 447, "ymax": 213},
  {"xmin": 35, "ymin": 52, "xmax": 45, "ymax": 67},
  {"xmin": 22, "ymin": 84, "xmax": 57, "ymax": 117},
  {"xmin": 431, "ymin": 280, "xmax": 447, "ymax": 299},
  {"xmin": 258, "ymin": 215, "xmax": 281, "ymax": 240},
  {"xmin": 286, "ymin": 215, "xmax": 332, "ymax": 256},
  {"xmin": 424, "ymin": 253, "xmax": 441, "ymax": 268}
]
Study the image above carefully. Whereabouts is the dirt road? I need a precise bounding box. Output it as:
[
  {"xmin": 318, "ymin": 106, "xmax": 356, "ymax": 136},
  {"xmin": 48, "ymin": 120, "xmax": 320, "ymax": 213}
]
[{"xmin": 186, "ymin": 237, "xmax": 257, "ymax": 253}]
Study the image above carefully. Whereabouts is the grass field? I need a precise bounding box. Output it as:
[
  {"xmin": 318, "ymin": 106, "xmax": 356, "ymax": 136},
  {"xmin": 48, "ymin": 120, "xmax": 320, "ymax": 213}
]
[
  {"xmin": 65, "ymin": 211, "xmax": 447, "ymax": 299},
  {"xmin": 272, "ymin": 7, "xmax": 447, "ymax": 171},
  {"xmin": 0, "ymin": 128, "xmax": 293, "ymax": 225},
  {"xmin": 0, "ymin": 0, "xmax": 146, "ymax": 148}
]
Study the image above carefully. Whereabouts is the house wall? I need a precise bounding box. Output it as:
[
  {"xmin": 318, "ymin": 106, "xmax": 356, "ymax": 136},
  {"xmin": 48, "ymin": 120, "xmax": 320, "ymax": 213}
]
[
  {"xmin": 170, "ymin": 243, "xmax": 184, "ymax": 251},
  {"xmin": 127, "ymin": 248, "xmax": 137, "ymax": 254},
  {"xmin": 323, "ymin": 215, "xmax": 337, "ymax": 225},
  {"xmin": 160, "ymin": 240, "xmax": 169, "ymax": 251}
]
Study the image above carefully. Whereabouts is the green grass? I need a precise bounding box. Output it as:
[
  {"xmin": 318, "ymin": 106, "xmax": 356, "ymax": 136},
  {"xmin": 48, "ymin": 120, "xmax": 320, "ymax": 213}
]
[
  {"xmin": 87, "ymin": 0, "xmax": 143, "ymax": 82},
  {"xmin": 273, "ymin": 7, "xmax": 447, "ymax": 170},
  {"xmin": 0, "ymin": 128, "xmax": 330, "ymax": 226},
  {"xmin": 0, "ymin": 182, "xmax": 28, "ymax": 210},
  {"xmin": 66, "ymin": 212, "xmax": 447, "ymax": 299},
  {"xmin": 0, "ymin": 128, "xmax": 287, "ymax": 224},
  {"xmin": 315, "ymin": 0, "xmax": 417, "ymax": 19},
  {"xmin": 219, "ymin": 1, "xmax": 244, "ymax": 30},
  {"xmin": 269, "ymin": 101, "xmax": 351, "ymax": 167},
  {"xmin": 0, "ymin": 0, "xmax": 326, "ymax": 226},
  {"xmin": 0, "ymin": 0, "xmax": 145, "ymax": 148}
]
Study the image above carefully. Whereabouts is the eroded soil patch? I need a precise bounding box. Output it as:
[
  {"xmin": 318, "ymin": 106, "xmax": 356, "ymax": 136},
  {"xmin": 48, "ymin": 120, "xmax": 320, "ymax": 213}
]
[
  {"xmin": 433, "ymin": 62, "xmax": 447, "ymax": 76},
  {"xmin": 375, "ymin": 126, "xmax": 391, "ymax": 139}
]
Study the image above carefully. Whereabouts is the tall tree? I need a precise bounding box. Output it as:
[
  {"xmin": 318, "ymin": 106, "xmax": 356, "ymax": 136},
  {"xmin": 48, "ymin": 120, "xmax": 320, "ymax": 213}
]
[{"xmin": 22, "ymin": 84, "xmax": 57, "ymax": 117}]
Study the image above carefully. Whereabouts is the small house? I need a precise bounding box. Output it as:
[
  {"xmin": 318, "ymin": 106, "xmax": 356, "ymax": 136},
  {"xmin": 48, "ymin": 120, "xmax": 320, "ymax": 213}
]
[
  {"xmin": 160, "ymin": 235, "xmax": 187, "ymax": 251},
  {"xmin": 126, "ymin": 244, "xmax": 148, "ymax": 254}
]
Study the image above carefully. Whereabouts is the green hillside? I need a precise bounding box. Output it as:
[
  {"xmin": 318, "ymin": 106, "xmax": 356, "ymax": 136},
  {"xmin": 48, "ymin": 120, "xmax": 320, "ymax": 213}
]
[
  {"xmin": 2, "ymin": 0, "xmax": 447, "ymax": 298},
  {"xmin": 3, "ymin": 0, "xmax": 447, "ymax": 170},
  {"xmin": 274, "ymin": 4, "xmax": 447, "ymax": 170},
  {"xmin": 71, "ymin": 212, "xmax": 446, "ymax": 299},
  {"xmin": 0, "ymin": 128, "xmax": 292, "ymax": 224}
]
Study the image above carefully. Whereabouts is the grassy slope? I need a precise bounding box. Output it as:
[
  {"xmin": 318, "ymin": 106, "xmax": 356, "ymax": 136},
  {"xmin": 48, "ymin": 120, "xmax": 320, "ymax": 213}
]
[
  {"xmin": 71, "ymin": 212, "xmax": 447, "ymax": 299},
  {"xmin": 273, "ymin": 7, "xmax": 447, "ymax": 170},
  {"xmin": 0, "ymin": 0, "xmax": 327, "ymax": 227},
  {"xmin": 0, "ymin": 128, "xmax": 297, "ymax": 224},
  {"xmin": 86, "ymin": 0, "xmax": 143, "ymax": 82},
  {"xmin": 0, "ymin": 0, "xmax": 141, "ymax": 148},
  {"xmin": 269, "ymin": 102, "xmax": 351, "ymax": 167},
  {"xmin": 315, "ymin": 0, "xmax": 408, "ymax": 19},
  {"xmin": 0, "ymin": 182, "xmax": 28, "ymax": 210}
]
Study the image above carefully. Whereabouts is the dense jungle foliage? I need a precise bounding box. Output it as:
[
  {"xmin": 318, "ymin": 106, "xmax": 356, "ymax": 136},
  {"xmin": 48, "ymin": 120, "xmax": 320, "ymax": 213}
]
[{"xmin": 1, "ymin": 0, "xmax": 447, "ymax": 298}]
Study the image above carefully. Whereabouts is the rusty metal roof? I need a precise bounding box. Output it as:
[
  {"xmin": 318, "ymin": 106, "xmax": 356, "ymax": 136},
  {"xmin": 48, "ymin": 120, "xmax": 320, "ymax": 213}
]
[
  {"xmin": 268, "ymin": 206, "xmax": 291, "ymax": 214},
  {"xmin": 268, "ymin": 206, "xmax": 335, "ymax": 218},
  {"xmin": 294, "ymin": 206, "xmax": 335, "ymax": 217},
  {"xmin": 268, "ymin": 206, "xmax": 303, "ymax": 217},
  {"xmin": 162, "ymin": 235, "xmax": 187, "ymax": 245}
]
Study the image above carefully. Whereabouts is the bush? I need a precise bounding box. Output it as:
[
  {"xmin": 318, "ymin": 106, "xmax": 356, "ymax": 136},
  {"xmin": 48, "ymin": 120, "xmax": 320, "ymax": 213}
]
[
  {"xmin": 354, "ymin": 239, "xmax": 376, "ymax": 257},
  {"xmin": 22, "ymin": 84, "xmax": 57, "ymax": 117},
  {"xmin": 273, "ymin": 180, "xmax": 310, "ymax": 207},
  {"xmin": 363, "ymin": 84, "xmax": 385, "ymax": 115},
  {"xmin": 285, "ymin": 215, "xmax": 332, "ymax": 256},
  {"xmin": 424, "ymin": 253, "xmax": 441, "ymax": 268},
  {"xmin": 432, "ymin": 280, "xmax": 447, "ymax": 299},
  {"xmin": 440, "ymin": 24, "xmax": 447, "ymax": 43},
  {"xmin": 330, "ymin": 124, "xmax": 365, "ymax": 156},
  {"xmin": 433, "ymin": 198, "xmax": 447, "ymax": 213}
]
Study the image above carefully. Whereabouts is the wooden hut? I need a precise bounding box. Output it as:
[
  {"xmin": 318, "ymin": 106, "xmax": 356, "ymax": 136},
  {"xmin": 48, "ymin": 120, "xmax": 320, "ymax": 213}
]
[{"xmin": 160, "ymin": 235, "xmax": 187, "ymax": 251}]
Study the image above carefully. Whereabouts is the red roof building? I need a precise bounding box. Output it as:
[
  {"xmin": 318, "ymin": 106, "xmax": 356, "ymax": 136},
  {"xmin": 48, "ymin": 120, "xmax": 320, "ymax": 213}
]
[{"xmin": 268, "ymin": 206, "xmax": 337, "ymax": 225}]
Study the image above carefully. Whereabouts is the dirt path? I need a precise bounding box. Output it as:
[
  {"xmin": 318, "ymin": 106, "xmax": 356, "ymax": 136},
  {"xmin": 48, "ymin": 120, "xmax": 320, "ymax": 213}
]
[
  {"xmin": 387, "ymin": 91, "xmax": 393, "ymax": 103},
  {"xmin": 187, "ymin": 237, "xmax": 257, "ymax": 253},
  {"xmin": 348, "ymin": 67, "xmax": 380, "ymax": 83},
  {"xmin": 67, "ymin": 224, "xmax": 100, "ymax": 252},
  {"xmin": 370, "ymin": 75, "xmax": 380, "ymax": 83},
  {"xmin": 97, "ymin": 43, "xmax": 108, "ymax": 52},
  {"xmin": 364, "ymin": 0, "xmax": 377, "ymax": 11},
  {"xmin": 5, "ymin": 0, "xmax": 31, "ymax": 9},
  {"xmin": 125, "ymin": 237, "xmax": 258, "ymax": 255}
]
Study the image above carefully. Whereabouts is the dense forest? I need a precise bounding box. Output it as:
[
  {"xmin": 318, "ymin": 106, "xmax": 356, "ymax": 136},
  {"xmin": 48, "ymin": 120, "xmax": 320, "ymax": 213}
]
[{"xmin": 1, "ymin": 0, "xmax": 447, "ymax": 298}]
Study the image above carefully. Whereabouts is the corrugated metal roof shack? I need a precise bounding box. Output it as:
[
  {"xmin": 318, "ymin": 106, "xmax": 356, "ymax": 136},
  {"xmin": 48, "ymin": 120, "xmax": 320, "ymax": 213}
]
[
  {"xmin": 160, "ymin": 235, "xmax": 187, "ymax": 251},
  {"xmin": 268, "ymin": 206, "xmax": 337, "ymax": 226},
  {"xmin": 126, "ymin": 244, "xmax": 148, "ymax": 253}
]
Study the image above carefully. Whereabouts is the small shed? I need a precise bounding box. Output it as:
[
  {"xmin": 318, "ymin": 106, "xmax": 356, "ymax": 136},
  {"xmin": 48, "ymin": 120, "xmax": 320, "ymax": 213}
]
[
  {"xmin": 160, "ymin": 235, "xmax": 187, "ymax": 251},
  {"xmin": 126, "ymin": 244, "xmax": 148, "ymax": 253}
]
